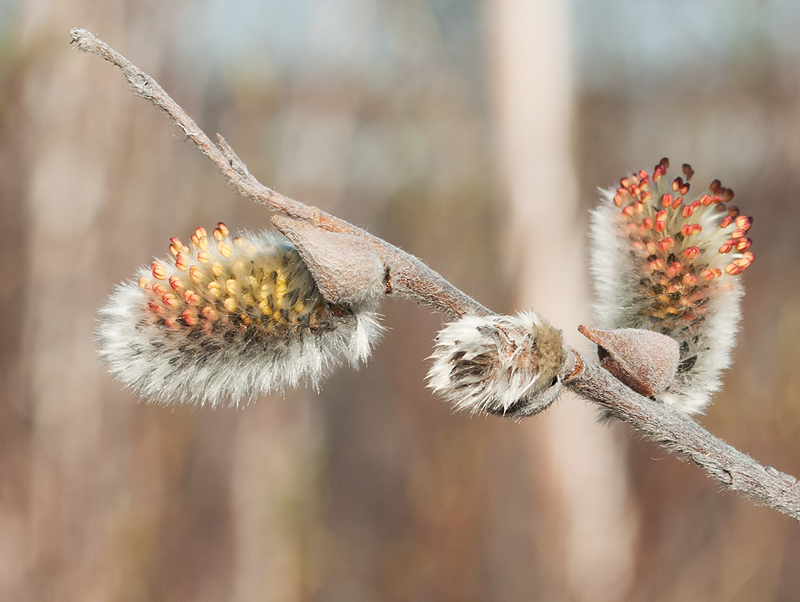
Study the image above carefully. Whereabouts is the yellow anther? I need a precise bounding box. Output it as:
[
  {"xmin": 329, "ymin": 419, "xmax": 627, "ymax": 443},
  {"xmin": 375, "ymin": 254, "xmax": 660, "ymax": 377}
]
[
  {"xmin": 207, "ymin": 281, "xmax": 222, "ymax": 297},
  {"xmin": 225, "ymin": 279, "xmax": 238, "ymax": 296},
  {"xmin": 218, "ymin": 242, "xmax": 233, "ymax": 258}
]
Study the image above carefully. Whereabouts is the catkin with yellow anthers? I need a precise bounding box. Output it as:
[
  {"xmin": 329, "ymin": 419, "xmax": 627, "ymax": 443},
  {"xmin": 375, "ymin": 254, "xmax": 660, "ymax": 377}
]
[{"xmin": 97, "ymin": 225, "xmax": 383, "ymax": 406}]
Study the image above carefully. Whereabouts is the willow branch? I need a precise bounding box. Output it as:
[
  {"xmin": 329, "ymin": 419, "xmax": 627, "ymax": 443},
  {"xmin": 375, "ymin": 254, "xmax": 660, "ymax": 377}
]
[
  {"xmin": 71, "ymin": 28, "xmax": 800, "ymax": 522},
  {"xmin": 565, "ymin": 354, "xmax": 800, "ymax": 521},
  {"xmin": 69, "ymin": 27, "xmax": 490, "ymax": 320}
]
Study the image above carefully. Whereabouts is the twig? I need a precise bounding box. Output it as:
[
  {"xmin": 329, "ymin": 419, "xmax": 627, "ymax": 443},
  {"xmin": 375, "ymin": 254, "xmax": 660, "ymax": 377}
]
[
  {"xmin": 567, "ymin": 355, "xmax": 800, "ymax": 520},
  {"xmin": 70, "ymin": 27, "xmax": 800, "ymax": 522},
  {"xmin": 68, "ymin": 28, "xmax": 490, "ymax": 320}
]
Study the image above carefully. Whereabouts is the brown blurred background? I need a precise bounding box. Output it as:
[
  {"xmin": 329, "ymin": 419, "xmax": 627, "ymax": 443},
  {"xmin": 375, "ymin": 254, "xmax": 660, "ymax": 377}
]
[{"xmin": 1, "ymin": 0, "xmax": 799, "ymax": 600}]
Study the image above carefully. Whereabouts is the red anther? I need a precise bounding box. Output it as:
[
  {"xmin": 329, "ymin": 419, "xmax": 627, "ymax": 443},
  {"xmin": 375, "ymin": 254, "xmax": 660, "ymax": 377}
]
[
  {"xmin": 202, "ymin": 306, "xmax": 219, "ymax": 321},
  {"xmin": 655, "ymin": 221, "xmax": 666, "ymax": 233},
  {"xmin": 169, "ymin": 275, "xmax": 185, "ymax": 292},
  {"xmin": 152, "ymin": 283, "xmax": 168, "ymax": 296},
  {"xmin": 698, "ymin": 194, "xmax": 710, "ymax": 206},
  {"xmin": 631, "ymin": 241, "xmax": 644, "ymax": 250},
  {"xmin": 162, "ymin": 292, "xmax": 180, "ymax": 309},
  {"xmin": 718, "ymin": 240, "xmax": 735, "ymax": 254},
  {"xmin": 649, "ymin": 258, "xmax": 665, "ymax": 271},
  {"xmin": 622, "ymin": 205, "xmax": 635, "ymax": 217},
  {"xmin": 138, "ymin": 276, "xmax": 151, "ymax": 289},
  {"xmin": 719, "ymin": 215, "xmax": 732, "ymax": 229},
  {"xmin": 183, "ymin": 290, "xmax": 201, "ymax": 306},
  {"xmin": 164, "ymin": 318, "xmax": 181, "ymax": 331},
  {"xmin": 631, "ymin": 185, "xmax": 641, "ymax": 197},
  {"xmin": 742, "ymin": 251, "xmax": 755, "ymax": 262},
  {"xmin": 735, "ymin": 238, "xmax": 751, "ymax": 251},
  {"xmin": 672, "ymin": 177, "xmax": 682, "ymax": 192},
  {"xmin": 682, "ymin": 273, "xmax": 698, "ymax": 286},
  {"xmin": 672, "ymin": 196, "xmax": 683, "ymax": 209},
  {"xmin": 679, "ymin": 183, "xmax": 690, "ymax": 195},
  {"xmin": 634, "ymin": 201, "xmax": 644, "ymax": 214},
  {"xmin": 641, "ymin": 190, "xmax": 652, "ymax": 203},
  {"xmin": 658, "ymin": 237, "xmax": 675, "ymax": 252},
  {"xmin": 646, "ymin": 241, "xmax": 658, "ymax": 255},
  {"xmin": 731, "ymin": 229, "xmax": 745, "ymax": 239},
  {"xmin": 613, "ymin": 193, "xmax": 623, "ymax": 207},
  {"xmin": 667, "ymin": 262, "xmax": 682, "ymax": 278},
  {"xmin": 642, "ymin": 217, "xmax": 654, "ymax": 230},
  {"xmin": 681, "ymin": 224, "xmax": 695, "ymax": 236},
  {"xmin": 701, "ymin": 267, "xmax": 722, "ymax": 280},
  {"xmin": 175, "ymin": 252, "xmax": 189, "ymax": 271},
  {"xmin": 181, "ymin": 310, "xmax": 199, "ymax": 326},
  {"xmin": 683, "ymin": 246, "xmax": 700, "ymax": 259},
  {"xmin": 724, "ymin": 263, "xmax": 743, "ymax": 275},
  {"xmin": 734, "ymin": 256, "xmax": 751, "ymax": 268},
  {"xmin": 620, "ymin": 177, "xmax": 630, "ymax": 188},
  {"xmin": 735, "ymin": 215, "xmax": 752, "ymax": 230},
  {"xmin": 638, "ymin": 169, "xmax": 649, "ymax": 180},
  {"xmin": 151, "ymin": 261, "xmax": 167, "ymax": 280},
  {"xmin": 682, "ymin": 203, "xmax": 697, "ymax": 218},
  {"xmin": 661, "ymin": 193, "xmax": 673, "ymax": 207}
]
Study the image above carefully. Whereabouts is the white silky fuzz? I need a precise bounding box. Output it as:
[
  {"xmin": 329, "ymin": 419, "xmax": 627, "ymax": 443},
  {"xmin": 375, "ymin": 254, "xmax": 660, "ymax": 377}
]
[
  {"xmin": 427, "ymin": 312, "xmax": 569, "ymax": 418},
  {"xmin": 97, "ymin": 225, "xmax": 383, "ymax": 406},
  {"xmin": 590, "ymin": 159, "xmax": 753, "ymax": 414}
]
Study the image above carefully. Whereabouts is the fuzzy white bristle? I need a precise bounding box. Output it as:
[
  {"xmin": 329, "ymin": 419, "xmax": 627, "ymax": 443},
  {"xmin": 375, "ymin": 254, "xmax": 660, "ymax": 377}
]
[
  {"xmin": 589, "ymin": 159, "xmax": 753, "ymax": 414},
  {"xmin": 427, "ymin": 312, "xmax": 569, "ymax": 418},
  {"xmin": 97, "ymin": 225, "xmax": 383, "ymax": 406}
]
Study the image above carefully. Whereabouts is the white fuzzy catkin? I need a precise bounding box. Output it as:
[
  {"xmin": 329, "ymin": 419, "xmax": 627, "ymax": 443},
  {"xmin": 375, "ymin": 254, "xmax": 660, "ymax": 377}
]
[
  {"xmin": 427, "ymin": 312, "xmax": 569, "ymax": 418},
  {"xmin": 590, "ymin": 159, "xmax": 754, "ymax": 414},
  {"xmin": 97, "ymin": 224, "xmax": 383, "ymax": 406}
]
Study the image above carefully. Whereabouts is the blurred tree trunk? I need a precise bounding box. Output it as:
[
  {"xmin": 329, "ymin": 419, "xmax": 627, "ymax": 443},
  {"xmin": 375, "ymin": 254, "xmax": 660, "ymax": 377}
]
[{"xmin": 489, "ymin": 0, "xmax": 638, "ymax": 599}]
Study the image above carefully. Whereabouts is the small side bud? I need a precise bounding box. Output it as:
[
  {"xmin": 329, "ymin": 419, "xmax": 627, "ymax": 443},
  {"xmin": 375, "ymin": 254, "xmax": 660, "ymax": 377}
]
[
  {"xmin": 578, "ymin": 325, "xmax": 680, "ymax": 398},
  {"xmin": 427, "ymin": 312, "xmax": 573, "ymax": 418}
]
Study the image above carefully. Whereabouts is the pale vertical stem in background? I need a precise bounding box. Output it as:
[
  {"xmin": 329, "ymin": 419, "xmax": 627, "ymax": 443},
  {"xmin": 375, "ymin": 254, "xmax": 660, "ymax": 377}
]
[{"xmin": 489, "ymin": 0, "xmax": 638, "ymax": 599}]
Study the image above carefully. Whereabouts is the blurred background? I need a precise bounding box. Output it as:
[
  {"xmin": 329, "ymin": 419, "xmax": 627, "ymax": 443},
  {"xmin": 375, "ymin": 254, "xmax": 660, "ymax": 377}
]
[{"xmin": 1, "ymin": 0, "xmax": 799, "ymax": 600}]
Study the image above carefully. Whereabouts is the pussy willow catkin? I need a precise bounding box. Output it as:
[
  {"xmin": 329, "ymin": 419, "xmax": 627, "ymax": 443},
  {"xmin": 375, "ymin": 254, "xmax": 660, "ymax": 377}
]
[
  {"xmin": 427, "ymin": 312, "xmax": 571, "ymax": 418},
  {"xmin": 97, "ymin": 223, "xmax": 382, "ymax": 406},
  {"xmin": 590, "ymin": 158, "xmax": 753, "ymax": 414}
]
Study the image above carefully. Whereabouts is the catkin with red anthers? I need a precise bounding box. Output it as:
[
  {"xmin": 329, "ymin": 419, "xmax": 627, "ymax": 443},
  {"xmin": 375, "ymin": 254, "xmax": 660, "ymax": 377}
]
[{"xmin": 590, "ymin": 158, "xmax": 754, "ymax": 414}]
